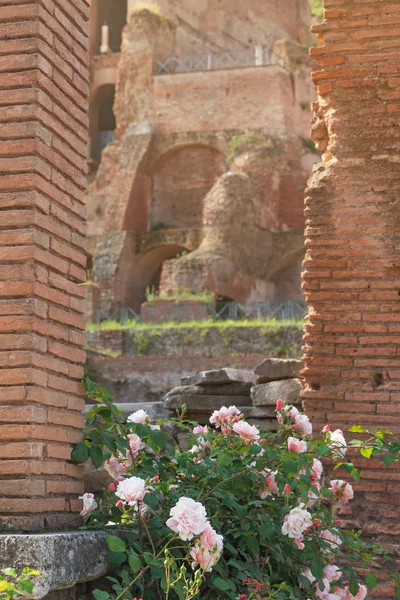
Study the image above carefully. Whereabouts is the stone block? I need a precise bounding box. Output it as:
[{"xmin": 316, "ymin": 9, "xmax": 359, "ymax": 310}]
[
  {"xmin": 165, "ymin": 383, "xmax": 252, "ymax": 401},
  {"xmin": 255, "ymin": 358, "xmax": 302, "ymax": 382},
  {"xmin": 251, "ymin": 378, "xmax": 303, "ymax": 407},
  {"xmin": 0, "ymin": 532, "xmax": 113, "ymax": 599},
  {"xmin": 181, "ymin": 368, "xmax": 256, "ymax": 387},
  {"xmin": 165, "ymin": 394, "xmax": 252, "ymax": 411}
]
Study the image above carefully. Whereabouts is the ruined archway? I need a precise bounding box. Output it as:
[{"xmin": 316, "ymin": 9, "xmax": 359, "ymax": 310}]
[
  {"xmin": 149, "ymin": 145, "xmax": 226, "ymax": 230},
  {"xmin": 89, "ymin": 84, "xmax": 116, "ymax": 166},
  {"xmin": 90, "ymin": 0, "xmax": 127, "ymax": 54}
]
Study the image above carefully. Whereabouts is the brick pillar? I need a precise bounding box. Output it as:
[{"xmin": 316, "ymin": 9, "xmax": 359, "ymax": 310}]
[
  {"xmin": 0, "ymin": 0, "xmax": 89, "ymax": 531},
  {"xmin": 303, "ymin": 0, "xmax": 400, "ymax": 583}
]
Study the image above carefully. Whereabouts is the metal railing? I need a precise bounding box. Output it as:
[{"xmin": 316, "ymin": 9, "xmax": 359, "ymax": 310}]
[
  {"xmin": 93, "ymin": 301, "xmax": 306, "ymax": 324},
  {"xmin": 154, "ymin": 47, "xmax": 283, "ymax": 75}
]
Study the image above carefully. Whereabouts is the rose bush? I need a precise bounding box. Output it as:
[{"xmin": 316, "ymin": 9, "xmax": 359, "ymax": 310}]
[{"xmin": 72, "ymin": 377, "xmax": 393, "ymax": 600}]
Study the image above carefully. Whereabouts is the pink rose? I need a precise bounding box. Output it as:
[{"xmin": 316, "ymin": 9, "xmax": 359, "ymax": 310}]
[
  {"xmin": 200, "ymin": 523, "xmax": 223, "ymax": 553},
  {"xmin": 294, "ymin": 537, "xmax": 305, "ymax": 550},
  {"xmin": 166, "ymin": 497, "xmax": 208, "ymax": 541},
  {"xmin": 336, "ymin": 585, "xmax": 367, "ymax": 600},
  {"xmin": 299, "ymin": 568, "xmax": 315, "ymax": 587},
  {"xmin": 233, "ymin": 420, "xmax": 260, "ymax": 442},
  {"xmin": 294, "ymin": 413, "xmax": 313, "ymax": 436},
  {"xmin": 329, "ymin": 480, "xmax": 354, "ymax": 505},
  {"xmin": 311, "ymin": 458, "xmax": 323, "ymax": 480},
  {"xmin": 259, "ymin": 469, "xmax": 279, "ymax": 498},
  {"xmin": 288, "ymin": 437, "xmax": 308, "ymax": 453},
  {"xmin": 327, "ymin": 429, "xmax": 347, "ymax": 457},
  {"xmin": 276, "ymin": 399, "xmax": 284, "ymax": 411},
  {"xmin": 104, "ymin": 456, "xmax": 126, "ymax": 479},
  {"xmin": 320, "ymin": 529, "xmax": 343, "ymax": 553},
  {"xmin": 277, "ymin": 405, "xmax": 299, "ymax": 425},
  {"xmin": 193, "ymin": 425, "xmax": 208, "ymax": 434},
  {"xmin": 209, "ymin": 405, "xmax": 240, "ymax": 428},
  {"xmin": 116, "ymin": 476, "xmax": 146, "ymax": 508},
  {"xmin": 127, "ymin": 409, "xmax": 148, "ymax": 424},
  {"xmin": 79, "ymin": 493, "xmax": 97, "ymax": 518},
  {"xmin": 315, "ymin": 579, "xmax": 342, "ymax": 600},
  {"xmin": 126, "ymin": 433, "xmax": 146, "ymax": 460},
  {"xmin": 281, "ymin": 503, "xmax": 312, "ymax": 539},
  {"xmin": 323, "ymin": 565, "xmax": 342, "ymax": 582}
]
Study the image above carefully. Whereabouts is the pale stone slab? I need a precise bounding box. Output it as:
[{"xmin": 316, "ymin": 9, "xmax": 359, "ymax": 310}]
[
  {"xmin": 0, "ymin": 531, "xmax": 115, "ymax": 599},
  {"xmin": 165, "ymin": 393, "xmax": 252, "ymax": 411},
  {"xmin": 255, "ymin": 358, "xmax": 302, "ymax": 382},
  {"xmin": 165, "ymin": 383, "xmax": 252, "ymax": 400},
  {"xmin": 251, "ymin": 378, "xmax": 303, "ymax": 406},
  {"xmin": 181, "ymin": 368, "xmax": 256, "ymax": 387}
]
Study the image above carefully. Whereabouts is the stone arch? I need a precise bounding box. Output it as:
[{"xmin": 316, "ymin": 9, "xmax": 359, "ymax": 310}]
[
  {"xmin": 89, "ymin": 84, "xmax": 116, "ymax": 165},
  {"xmin": 129, "ymin": 244, "xmax": 191, "ymax": 310},
  {"xmin": 148, "ymin": 144, "xmax": 226, "ymax": 230}
]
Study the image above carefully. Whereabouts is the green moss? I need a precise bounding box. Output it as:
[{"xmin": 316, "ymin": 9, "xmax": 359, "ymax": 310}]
[
  {"xmin": 309, "ymin": 0, "xmax": 323, "ymax": 19},
  {"xmin": 145, "ymin": 287, "xmax": 214, "ymax": 304},
  {"xmin": 132, "ymin": 331, "xmax": 151, "ymax": 355},
  {"xmin": 86, "ymin": 318, "xmax": 304, "ymax": 333}
]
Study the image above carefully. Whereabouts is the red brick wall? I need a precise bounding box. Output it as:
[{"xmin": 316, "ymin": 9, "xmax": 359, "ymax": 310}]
[
  {"xmin": 303, "ymin": 1, "xmax": 400, "ymax": 592},
  {"xmin": 0, "ymin": 0, "xmax": 89, "ymax": 531}
]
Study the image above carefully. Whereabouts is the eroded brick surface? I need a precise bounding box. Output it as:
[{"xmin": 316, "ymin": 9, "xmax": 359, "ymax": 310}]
[
  {"xmin": 303, "ymin": 0, "xmax": 400, "ymax": 588},
  {"xmin": 0, "ymin": 0, "xmax": 89, "ymax": 531}
]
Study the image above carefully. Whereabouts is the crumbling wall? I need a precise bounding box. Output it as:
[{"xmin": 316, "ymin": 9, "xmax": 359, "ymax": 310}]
[{"xmin": 302, "ymin": 1, "xmax": 400, "ymax": 587}]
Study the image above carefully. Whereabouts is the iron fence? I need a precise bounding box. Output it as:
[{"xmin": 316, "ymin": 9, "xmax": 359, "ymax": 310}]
[
  {"xmin": 93, "ymin": 301, "xmax": 306, "ymax": 324},
  {"xmin": 154, "ymin": 47, "xmax": 283, "ymax": 75}
]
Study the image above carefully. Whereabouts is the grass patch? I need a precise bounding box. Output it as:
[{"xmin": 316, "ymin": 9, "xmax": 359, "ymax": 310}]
[
  {"xmin": 129, "ymin": 2, "xmax": 162, "ymax": 17},
  {"xmin": 145, "ymin": 287, "xmax": 214, "ymax": 304},
  {"xmin": 86, "ymin": 318, "xmax": 304, "ymax": 332}
]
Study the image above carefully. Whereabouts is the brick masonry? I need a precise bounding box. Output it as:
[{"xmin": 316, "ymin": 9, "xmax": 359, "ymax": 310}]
[
  {"xmin": 303, "ymin": 0, "xmax": 400, "ymax": 593},
  {"xmin": 0, "ymin": 0, "xmax": 89, "ymax": 531}
]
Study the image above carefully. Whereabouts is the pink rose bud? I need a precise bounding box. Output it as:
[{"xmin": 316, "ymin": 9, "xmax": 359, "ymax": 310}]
[
  {"xmin": 153, "ymin": 475, "xmax": 160, "ymax": 483},
  {"xmin": 313, "ymin": 518, "xmax": 321, "ymax": 528},
  {"xmin": 283, "ymin": 484, "xmax": 291, "ymax": 494},
  {"xmin": 239, "ymin": 595, "xmax": 247, "ymax": 600},
  {"xmin": 116, "ymin": 500, "xmax": 124, "ymax": 509},
  {"xmin": 107, "ymin": 482, "xmax": 116, "ymax": 492},
  {"xmin": 322, "ymin": 424, "xmax": 331, "ymax": 432},
  {"xmin": 276, "ymin": 399, "xmax": 284, "ymax": 411},
  {"xmin": 233, "ymin": 416, "xmax": 239, "ymax": 423},
  {"xmin": 336, "ymin": 519, "xmax": 341, "ymax": 526}
]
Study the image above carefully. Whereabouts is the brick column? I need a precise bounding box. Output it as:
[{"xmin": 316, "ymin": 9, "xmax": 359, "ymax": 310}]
[
  {"xmin": 0, "ymin": 0, "xmax": 89, "ymax": 531},
  {"xmin": 303, "ymin": 0, "xmax": 400, "ymax": 581}
]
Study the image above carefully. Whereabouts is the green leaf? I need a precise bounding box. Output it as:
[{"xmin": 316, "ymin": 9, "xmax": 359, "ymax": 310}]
[
  {"xmin": 107, "ymin": 551, "xmax": 126, "ymax": 566},
  {"xmin": 218, "ymin": 453, "xmax": 232, "ymax": 467},
  {"xmin": 365, "ymin": 574, "xmax": 377, "ymax": 590},
  {"xmin": 70, "ymin": 442, "xmax": 89, "ymax": 464},
  {"xmin": 250, "ymin": 444, "xmax": 262, "ymax": 455},
  {"xmin": 383, "ymin": 454, "xmax": 395, "ymax": 467},
  {"xmin": 143, "ymin": 552, "xmax": 154, "ymax": 565},
  {"xmin": 90, "ymin": 445, "xmax": 104, "ymax": 469},
  {"xmin": 18, "ymin": 578, "xmax": 34, "ymax": 594},
  {"xmin": 349, "ymin": 426, "xmax": 366, "ymax": 433},
  {"xmin": 143, "ymin": 493, "xmax": 158, "ymax": 510},
  {"xmin": 1, "ymin": 569, "xmax": 17, "ymax": 577},
  {"xmin": 21, "ymin": 568, "xmax": 40, "ymax": 576},
  {"xmin": 93, "ymin": 590, "xmax": 111, "ymax": 600},
  {"xmin": 148, "ymin": 429, "xmax": 167, "ymax": 450},
  {"xmin": 212, "ymin": 577, "xmax": 231, "ymax": 591},
  {"xmin": 244, "ymin": 535, "xmax": 260, "ymax": 555},
  {"xmin": 311, "ymin": 561, "xmax": 323, "ymax": 580},
  {"xmin": 360, "ymin": 447, "xmax": 373, "ymax": 459},
  {"xmin": 105, "ymin": 535, "xmax": 126, "ymax": 553},
  {"xmin": 128, "ymin": 553, "xmax": 141, "ymax": 573},
  {"xmin": 349, "ymin": 579, "xmax": 359, "ymax": 596},
  {"xmin": 283, "ymin": 460, "xmax": 300, "ymax": 474}
]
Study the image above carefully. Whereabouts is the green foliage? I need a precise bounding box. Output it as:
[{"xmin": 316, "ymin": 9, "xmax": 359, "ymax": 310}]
[
  {"xmin": 309, "ymin": 0, "xmax": 323, "ymax": 19},
  {"xmin": 74, "ymin": 377, "xmax": 396, "ymax": 600},
  {"xmin": 145, "ymin": 287, "xmax": 214, "ymax": 304},
  {"xmin": 301, "ymin": 137, "xmax": 320, "ymax": 155},
  {"xmin": 86, "ymin": 317, "xmax": 304, "ymax": 333},
  {"xmin": 228, "ymin": 132, "xmax": 257, "ymax": 158},
  {"xmin": 132, "ymin": 331, "xmax": 151, "ymax": 355},
  {"xmin": 0, "ymin": 568, "xmax": 40, "ymax": 599},
  {"xmin": 350, "ymin": 426, "xmax": 400, "ymax": 466},
  {"xmin": 150, "ymin": 222, "xmax": 172, "ymax": 231}
]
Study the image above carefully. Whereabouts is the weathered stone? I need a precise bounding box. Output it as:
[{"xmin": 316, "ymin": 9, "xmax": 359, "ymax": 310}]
[
  {"xmin": 85, "ymin": 401, "xmax": 170, "ymax": 420},
  {"xmin": 165, "ymin": 393, "xmax": 252, "ymax": 411},
  {"xmin": 181, "ymin": 368, "xmax": 256, "ymax": 387},
  {"xmin": 251, "ymin": 379, "xmax": 303, "ymax": 407},
  {"xmin": 255, "ymin": 358, "xmax": 302, "ymax": 382},
  {"xmin": 165, "ymin": 383, "xmax": 252, "ymax": 399},
  {"xmin": 0, "ymin": 532, "xmax": 113, "ymax": 599}
]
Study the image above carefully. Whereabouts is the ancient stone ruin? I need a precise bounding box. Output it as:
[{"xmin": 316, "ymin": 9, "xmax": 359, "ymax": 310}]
[{"xmin": 86, "ymin": 0, "xmax": 317, "ymax": 319}]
